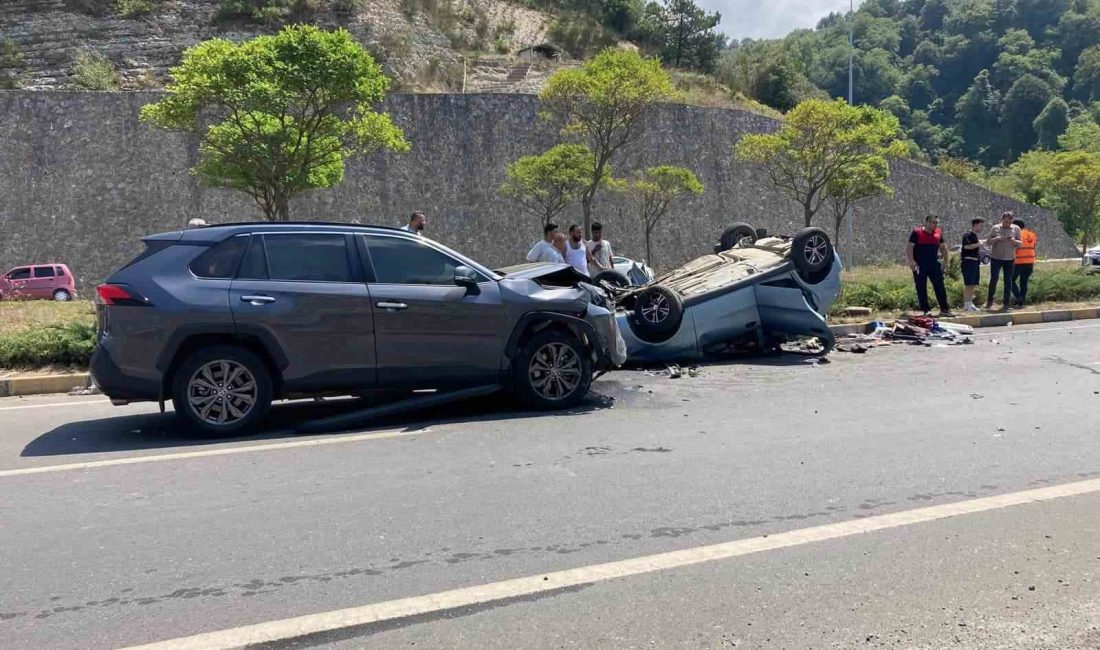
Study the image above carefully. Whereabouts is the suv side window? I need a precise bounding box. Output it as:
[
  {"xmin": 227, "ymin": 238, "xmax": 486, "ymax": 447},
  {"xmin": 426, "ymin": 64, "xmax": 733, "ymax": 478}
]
[
  {"xmin": 365, "ymin": 236, "xmax": 483, "ymax": 285},
  {"xmin": 7, "ymin": 268, "xmax": 30, "ymax": 280},
  {"xmin": 264, "ymin": 233, "xmax": 354, "ymax": 283},
  {"xmin": 33, "ymin": 267, "xmax": 56, "ymax": 278},
  {"xmin": 190, "ymin": 235, "xmax": 249, "ymax": 279}
]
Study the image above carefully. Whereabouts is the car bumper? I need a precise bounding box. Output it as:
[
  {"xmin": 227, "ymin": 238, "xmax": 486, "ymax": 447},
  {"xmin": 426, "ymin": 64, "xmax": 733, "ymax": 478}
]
[
  {"xmin": 90, "ymin": 342, "xmax": 160, "ymax": 402},
  {"xmin": 585, "ymin": 303, "xmax": 628, "ymax": 369}
]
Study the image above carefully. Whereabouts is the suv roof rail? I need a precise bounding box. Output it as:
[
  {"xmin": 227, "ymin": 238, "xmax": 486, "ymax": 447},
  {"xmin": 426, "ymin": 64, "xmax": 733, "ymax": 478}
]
[{"xmin": 199, "ymin": 221, "xmax": 405, "ymax": 231}]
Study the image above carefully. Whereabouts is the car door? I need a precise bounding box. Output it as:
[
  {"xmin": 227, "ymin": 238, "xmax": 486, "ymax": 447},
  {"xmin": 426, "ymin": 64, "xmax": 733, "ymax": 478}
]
[
  {"xmin": 360, "ymin": 234, "xmax": 509, "ymax": 387},
  {"xmin": 229, "ymin": 232, "xmax": 377, "ymax": 393},
  {"xmin": 4, "ymin": 267, "xmax": 31, "ymax": 299},
  {"xmin": 30, "ymin": 266, "xmax": 56, "ymax": 299}
]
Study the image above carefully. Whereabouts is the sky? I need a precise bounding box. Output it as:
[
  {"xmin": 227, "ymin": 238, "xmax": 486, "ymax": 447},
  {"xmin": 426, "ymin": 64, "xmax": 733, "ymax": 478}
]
[{"xmin": 696, "ymin": 0, "xmax": 859, "ymax": 41}]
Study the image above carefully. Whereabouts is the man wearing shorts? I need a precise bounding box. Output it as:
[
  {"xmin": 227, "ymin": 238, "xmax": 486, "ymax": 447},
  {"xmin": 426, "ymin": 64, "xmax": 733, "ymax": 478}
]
[{"xmin": 960, "ymin": 218, "xmax": 985, "ymax": 312}]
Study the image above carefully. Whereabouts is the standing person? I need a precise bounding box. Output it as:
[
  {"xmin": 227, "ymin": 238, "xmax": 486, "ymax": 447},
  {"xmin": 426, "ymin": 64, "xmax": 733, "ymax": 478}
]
[
  {"xmin": 526, "ymin": 223, "xmax": 564, "ymax": 263},
  {"xmin": 960, "ymin": 218, "xmax": 986, "ymax": 312},
  {"xmin": 401, "ymin": 211, "xmax": 426, "ymax": 236},
  {"xmin": 564, "ymin": 224, "xmax": 591, "ymax": 276},
  {"xmin": 552, "ymin": 232, "xmax": 568, "ymax": 260},
  {"xmin": 906, "ymin": 215, "xmax": 954, "ymax": 317},
  {"xmin": 985, "ymin": 211, "xmax": 1021, "ymax": 311},
  {"xmin": 1012, "ymin": 219, "xmax": 1037, "ymax": 308},
  {"xmin": 586, "ymin": 222, "xmax": 614, "ymax": 277}
]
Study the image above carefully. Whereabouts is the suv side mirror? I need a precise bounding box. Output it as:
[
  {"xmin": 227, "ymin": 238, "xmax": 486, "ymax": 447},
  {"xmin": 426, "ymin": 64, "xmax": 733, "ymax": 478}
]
[{"xmin": 454, "ymin": 265, "xmax": 479, "ymax": 287}]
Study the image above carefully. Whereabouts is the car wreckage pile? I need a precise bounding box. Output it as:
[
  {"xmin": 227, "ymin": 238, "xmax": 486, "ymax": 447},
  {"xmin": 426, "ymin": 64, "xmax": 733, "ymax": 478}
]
[{"xmin": 836, "ymin": 315, "xmax": 976, "ymax": 353}]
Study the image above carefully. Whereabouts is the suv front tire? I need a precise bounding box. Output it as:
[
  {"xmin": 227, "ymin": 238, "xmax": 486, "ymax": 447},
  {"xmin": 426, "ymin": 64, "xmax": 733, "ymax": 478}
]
[
  {"xmin": 513, "ymin": 329, "xmax": 593, "ymax": 410},
  {"xmin": 171, "ymin": 345, "xmax": 273, "ymax": 436}
]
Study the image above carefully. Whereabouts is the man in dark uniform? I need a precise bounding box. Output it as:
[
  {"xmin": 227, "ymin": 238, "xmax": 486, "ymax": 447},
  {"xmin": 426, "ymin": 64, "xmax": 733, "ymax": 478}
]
[{"xmin": 905, "ymin": 215, "xmax": 954, "ymax": 317}]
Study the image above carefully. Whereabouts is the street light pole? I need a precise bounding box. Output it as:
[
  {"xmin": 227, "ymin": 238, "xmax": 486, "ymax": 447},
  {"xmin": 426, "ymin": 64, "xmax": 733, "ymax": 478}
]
[{"xmin": 846, "ymin": 0, "xmax": 855, "ymax": 264}]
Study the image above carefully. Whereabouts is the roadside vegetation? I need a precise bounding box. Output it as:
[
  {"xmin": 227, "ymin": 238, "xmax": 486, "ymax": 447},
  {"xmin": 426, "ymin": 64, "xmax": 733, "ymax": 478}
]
[
  {"xmin": 832, "ymin": 262, "xmax": 1100, "ymax": 317},
  {"xmin": 0, "ymin": 301, "xmax": 96, "ymax": 369}
]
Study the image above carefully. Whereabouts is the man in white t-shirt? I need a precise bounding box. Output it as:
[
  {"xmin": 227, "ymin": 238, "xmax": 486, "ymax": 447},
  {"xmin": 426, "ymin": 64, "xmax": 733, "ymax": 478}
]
[
  {"xmin": 400, "ymin": 211, "xmax": 426, "ymax": 236},
  {"xmin": 564, "ymin": 224, "xmax": 591, "ymax": 276},
  {"xmin": 586, "ymin": 221, "xmax": 614, "ymax": 277},
  {"xmin": 526, "ymin": 222, "xmax": 564, "ymax": 264}
]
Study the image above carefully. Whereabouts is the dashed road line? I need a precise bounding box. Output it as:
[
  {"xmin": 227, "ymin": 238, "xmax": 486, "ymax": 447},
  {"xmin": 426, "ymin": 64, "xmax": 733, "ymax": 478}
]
[{"xmin": 120, "ymin": 477, "xmax": 1100, "ymax": 650}]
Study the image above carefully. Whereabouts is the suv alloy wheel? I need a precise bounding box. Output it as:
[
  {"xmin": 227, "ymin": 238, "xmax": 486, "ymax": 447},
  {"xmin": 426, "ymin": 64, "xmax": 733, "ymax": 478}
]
[
  {"xmin": 171, "ymin": 345, "xmax": 273, "ymax": 436},
  {"xmin": 513, "ymin": 329, "xmax": 593, "ymax": 409}
]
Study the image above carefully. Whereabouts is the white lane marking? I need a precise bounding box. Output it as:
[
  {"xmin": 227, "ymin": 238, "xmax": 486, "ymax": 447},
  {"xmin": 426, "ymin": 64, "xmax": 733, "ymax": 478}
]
[
  {"xmin": 0, "ymin": 399, "xmax": 112, "ymax": 412},
  {"xmin": 975, "ymin": 322, "xmax": 1100, "ymax": 337},
  {"xmin": 121, "ymin": 477, "xmax": 1100, "ymax": 650},
  {"xmin": 0, "ymin": 428, "xmax": 426, "ymax": 478}
]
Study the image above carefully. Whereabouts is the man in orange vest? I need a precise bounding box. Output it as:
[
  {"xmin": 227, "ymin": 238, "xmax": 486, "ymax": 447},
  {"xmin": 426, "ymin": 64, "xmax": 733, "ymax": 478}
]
[{"xmin": 1012, "ymin": 219, "xmax": 1037, "ymax": 308}]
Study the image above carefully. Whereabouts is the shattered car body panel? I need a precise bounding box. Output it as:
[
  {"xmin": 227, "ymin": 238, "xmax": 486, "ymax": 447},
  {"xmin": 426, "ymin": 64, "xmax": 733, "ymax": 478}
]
[
  {"xmin": 614, "ymin": 236, "xmax": 842, "ymax": 363},
  {"xmin": 496, "ymin": 262, "xmax": 628, "ymax": 368}
]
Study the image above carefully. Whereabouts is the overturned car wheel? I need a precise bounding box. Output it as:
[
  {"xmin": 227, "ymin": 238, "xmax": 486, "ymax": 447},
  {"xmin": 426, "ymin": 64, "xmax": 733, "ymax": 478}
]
[
  {"xmin": 514, "ymin": 329, "xmax": 593, "ymax": 410},
  {"xmin": 791, "ymin": 227, "xmax": 834, "ymax": 280},
  {"xmin": 718, "ymin": 222, "xmax": 757, "ymax": 252},
  {"xmin": 592, "ymin": 269, "xmax": 630, "ymax": 289},
  {"xmin": 629, "ymin": 285, "xmax": 684, "ymax": 342}
]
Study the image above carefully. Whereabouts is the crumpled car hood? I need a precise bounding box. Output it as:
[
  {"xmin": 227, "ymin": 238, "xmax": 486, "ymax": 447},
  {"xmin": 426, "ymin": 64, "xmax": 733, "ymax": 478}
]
[{"xmin": 495, "ymin": 263, "xmax": 590, "ymax": 285}]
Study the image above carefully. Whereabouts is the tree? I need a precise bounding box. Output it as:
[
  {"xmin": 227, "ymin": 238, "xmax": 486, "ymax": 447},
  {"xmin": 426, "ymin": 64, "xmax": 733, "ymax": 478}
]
[
  {"xmin": 954, "ymin": 70, "xmax": 1002, "ymax": 164},
  {"xmin": 612, "ymin": 166, "xmax": 703, "ymax": 263},
  {"xmin": 1033, "ymin": 97, "xmax": 1069, "ymax": 149},
  {"xmin": 824, "ymin": 155, "xmax": 893, "ymax": 249},
  {"xmin": 1073, "ymin": 45, "xmax": 1100, "ymax": 102},
  {"xmin": 499, "ymin": 144, "xmax": 601, "ymax": 226},
  {"xmin": 140, "ymin": 25, "xmax": 409, "ymax": 221},
  {"xmin": 1002, "ymin": 73, "xmax": 1054, "ymax": 158},
  {"xmin": 1058, "ymin": 114, "xmax": 1100, "ymax": 154},
  {"xmin": 734, "ymin": 99, "xmax": 907, "ymax": 227},
  {"xmin": 638, "ymin": 0, "xmax": 723, "ymax": 72},
  {"xmin": 539, "ymin": 48, "xmax": 677, "ymax": 235},
  {"xmin": 1036, "ymin": 150, "xmax": 1100, "ymax": 249}
]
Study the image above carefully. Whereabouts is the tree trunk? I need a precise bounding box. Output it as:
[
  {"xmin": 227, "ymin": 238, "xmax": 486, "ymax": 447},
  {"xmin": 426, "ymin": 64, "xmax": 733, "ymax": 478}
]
[
  {"xmin": 275, "ymin": 193, "xmax": 290, "ymax": 222},
  {"xmin": 581, "ymin": 190, "xmax": 594, "ymax": 238},
  {"xmin": 645, "ymin": 225, "xmax": 653, "ymax": 269},
  {"xmin": 803, "ymin": 199, "xmax": 814, "ymax": 227},
  {"xmin": 834, "ymin": 212, "xmax": 843, "ymax": 248}
]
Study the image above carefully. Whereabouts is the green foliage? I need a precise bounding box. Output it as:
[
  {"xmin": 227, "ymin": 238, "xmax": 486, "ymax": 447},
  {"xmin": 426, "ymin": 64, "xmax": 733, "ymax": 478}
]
[
  {"xmin": 1036, "ymin": 150, "xmax": 1100, "ymax": 249},
  {"xmin": 216, "ymin": 0, "xmax": 320, "ymax": 23},
  {"xmin": 1033, "ymin": 97, "xmax": 1069, "ymax": 150},
  {"xmin": 115, "ymin": 0, "xmax": 161, "ymax": 17},
  {"xmin": 1073, "ymin": 45, "xmax": 1100, "ymax": 102},
  {"xmin": 734, "ymin": 99, "xmax": 907, "ymax": 227},
  {"xmin": 832, "ymin": 265, "xmax": 1100, "ymax": 316},
  {"xmin": 540, "ymin": 48, "xmax": 677, "ymax": 234},
  {"xmin": 549, "ymin": 12, "xmax": 618, "ymax": 59},
  {"xmin": 499, "ymin": 144, "xmax": 600, "ymax": 226},
  {"xmin": 1003, "ymin": 74, "xmax": 1054, "ymax": 157},
  {"xmin": 611, "ymin": 165, "xmax": 703, "ymax": 263},
  {"xmin": 70, "ymin": 51, "xmax": 121, "ymax": 91},
  {"xmin": 635, "ymin": 0, "xmax": 724, "ymax": 73},
  {"xmin": 0, "ymin": 38, "xmax": 25, "ymax": 90},
  {"xmin": 1059, "ymin": 114, "xmax": 1100, "ymax": 155},
  {"xmin": 0, "ymin": 323, "xmax": 97, "ymax": 369},
  {"xmin": 140, "ymin": 25, "xmax": 409, "ymax": 221}
]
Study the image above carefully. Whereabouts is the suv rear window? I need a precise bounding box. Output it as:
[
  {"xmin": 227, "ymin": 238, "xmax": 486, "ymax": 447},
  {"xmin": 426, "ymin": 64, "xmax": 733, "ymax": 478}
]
[
  {"xmin": 263, "ymin": 234, "xmax": 353, "ymax": 283},
  {"xmin": 33, "ymin": 267, "xmax": 55, "ymax": 278},
  {"xmin": 190, "ymin": 236, "xmax": 249, "ymax": 279}
]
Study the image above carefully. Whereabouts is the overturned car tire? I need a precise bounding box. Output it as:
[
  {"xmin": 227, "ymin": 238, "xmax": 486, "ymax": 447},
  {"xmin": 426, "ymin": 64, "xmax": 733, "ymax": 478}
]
[
  {"xmin": 592, "ymin": 269, "xmax": 630, "ymax": 289},
  {"xmin": 630, "ymin": 285, "xmax": 684, "ymax": 342},
  {"xmin": 718, "ymin": 223, "xmax": 757, "ymax": 252},
  {"xmin": 791, "ymin": 227, "xmax": 834, "ymax": 280}
]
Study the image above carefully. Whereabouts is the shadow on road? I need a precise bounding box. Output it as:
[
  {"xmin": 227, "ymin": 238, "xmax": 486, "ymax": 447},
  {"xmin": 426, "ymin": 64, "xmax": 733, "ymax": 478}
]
[{"xmin": 21, "ymin": 391, "xmax": 614, "ymax": 458}]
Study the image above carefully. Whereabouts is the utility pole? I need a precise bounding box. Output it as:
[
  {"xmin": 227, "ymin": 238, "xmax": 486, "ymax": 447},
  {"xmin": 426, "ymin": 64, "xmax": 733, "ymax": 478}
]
[{"xmin": 846, "ymin": 0, "xmax": 855, "ymax": 265}]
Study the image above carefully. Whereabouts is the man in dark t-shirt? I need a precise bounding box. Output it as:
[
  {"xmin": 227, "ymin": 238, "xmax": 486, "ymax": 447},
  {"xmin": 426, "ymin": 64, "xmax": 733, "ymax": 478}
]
[
  {"xmin": 960, "ymin": 217, "xmax": 985, "ymax": 311},
  {"xmin": 905, "ymin": 215, "xmax": 953, "ymax": 316}
]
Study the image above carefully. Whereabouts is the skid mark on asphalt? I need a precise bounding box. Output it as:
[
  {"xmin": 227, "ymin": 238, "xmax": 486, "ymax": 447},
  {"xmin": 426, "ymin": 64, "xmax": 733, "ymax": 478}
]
[
  {"xmin": 119, "ymin": 476, "xmax": 1100, "ymax": 650},
  {"xmin": 1044, "ymin": 355, "xmax": 1100, "ymax": 375}
]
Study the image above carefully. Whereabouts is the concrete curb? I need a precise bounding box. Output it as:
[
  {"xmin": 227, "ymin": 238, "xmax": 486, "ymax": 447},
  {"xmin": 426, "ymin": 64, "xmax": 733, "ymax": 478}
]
[
  {"xmin": 830, "ymin": 306, "xmax": 1100, "ymax": 337},
  {"xmin": 0, "ymin": 373, "xmax": 91, "ymax": 398}
]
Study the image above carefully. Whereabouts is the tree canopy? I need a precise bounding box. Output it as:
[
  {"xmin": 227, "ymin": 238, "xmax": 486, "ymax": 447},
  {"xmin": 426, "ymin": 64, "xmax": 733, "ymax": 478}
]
[
  {"xmin": 499, "ymin": 144, "xmax": 603, "ymax": 226},
  {"xmin": 539, "ymin": 47, "xmax": 677, "ymax": 235},
  {"xmin": 612, "ymin": 165, "xmax": 704, "ymax": 264},
  {"xmin": 140, "ymin": 25, "xmax": 409, "ymax": 221},
  {"xmin": 734, "ymin": 99, "xmax": 906, "ymax": 228}
]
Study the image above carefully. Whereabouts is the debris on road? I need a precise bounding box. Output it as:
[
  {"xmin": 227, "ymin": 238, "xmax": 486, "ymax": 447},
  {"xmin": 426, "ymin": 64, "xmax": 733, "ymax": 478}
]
[
  {"xmin": 668, "ymin": 364, "xmax": 683, "ymax": 379},
  {"xmin": 836, "ymin": 315, "xmax": 978, "ymax": 352}
]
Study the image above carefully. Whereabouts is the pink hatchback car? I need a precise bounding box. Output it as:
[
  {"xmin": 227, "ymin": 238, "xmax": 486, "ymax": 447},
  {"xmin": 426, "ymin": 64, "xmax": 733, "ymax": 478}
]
[{"xmin": 0, "ymin": 264, "xmax": 77, "ymax": 301}]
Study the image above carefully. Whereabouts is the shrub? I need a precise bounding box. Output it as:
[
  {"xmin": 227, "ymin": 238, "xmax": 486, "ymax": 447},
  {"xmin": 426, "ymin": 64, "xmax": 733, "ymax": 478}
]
[
  {"xmin": 216, "ymin": 0, "xmax": 320, "ymax": 23},
  {"xmin": 0, "ymin": 323, "xmax": 97, "ymax": 369},
  {"xmin": 115, "ymin": 0, "xmax": 161, "ymax": 17},
  {"xmin": 70, "ymin": 51, "xmax": 121, "ymax": 91},
  {"xmin": 0, "ymin": 38, "xmax": 24, "ymax": 90},
  {"xmin": 333, "ymin": 0, "xmax": 362, "ymax": 13},
  {"xmin": 548, "ymin": 12, "xmax": 617, "ymax": 59}
]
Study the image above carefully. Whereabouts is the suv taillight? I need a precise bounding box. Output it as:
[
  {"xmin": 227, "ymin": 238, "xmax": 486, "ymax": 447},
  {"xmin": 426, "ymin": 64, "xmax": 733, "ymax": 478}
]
[{"xmin": 96, "ymin": 284, "xmax": 150, "ymax": 306}]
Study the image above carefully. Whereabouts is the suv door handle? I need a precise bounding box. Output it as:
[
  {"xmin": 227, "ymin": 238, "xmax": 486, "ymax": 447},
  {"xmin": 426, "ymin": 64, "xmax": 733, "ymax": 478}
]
[
  {"xmin": 241, "ymin": 295, "xmax": 276, "ymax": 305},
  {"xmin": 376, "ymin": 301, "xmax": 408, "ymax": 311}
]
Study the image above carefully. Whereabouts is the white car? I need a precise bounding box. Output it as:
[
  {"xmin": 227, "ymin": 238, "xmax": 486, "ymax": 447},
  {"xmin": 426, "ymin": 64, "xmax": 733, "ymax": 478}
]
[
  {"xmin": 592, "ymin": 256, "xmax": 654, "ymax": 287},
  {"xmin": 1084, "ymin": 245, "xmax": 1100, "ymax": 273}
]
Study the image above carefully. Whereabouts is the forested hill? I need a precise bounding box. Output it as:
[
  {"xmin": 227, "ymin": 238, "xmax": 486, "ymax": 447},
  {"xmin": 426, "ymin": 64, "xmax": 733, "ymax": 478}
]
[{"xmin": 715, "ymin": 0, "xmax": 1100, "ymax": 169}]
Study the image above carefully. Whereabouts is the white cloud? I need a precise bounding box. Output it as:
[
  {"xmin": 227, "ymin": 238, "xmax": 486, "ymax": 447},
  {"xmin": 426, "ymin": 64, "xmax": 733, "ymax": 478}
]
[{"xmin": 696, "ymin": 0, "xmax": 856, "ymax": 40}]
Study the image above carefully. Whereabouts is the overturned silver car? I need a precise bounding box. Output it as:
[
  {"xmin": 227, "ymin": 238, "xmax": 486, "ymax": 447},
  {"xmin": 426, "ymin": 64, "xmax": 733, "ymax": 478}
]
[{"xmin": 606, "ymin": 225, "xmax": 842, "ymax": 362}]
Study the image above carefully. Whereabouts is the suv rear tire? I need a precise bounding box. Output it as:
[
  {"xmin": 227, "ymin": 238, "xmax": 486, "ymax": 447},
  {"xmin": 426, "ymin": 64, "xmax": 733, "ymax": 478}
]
[
  {"xmin": 171, "ymin": 345, "xmax": 273, "ymax": 436},
  {"xmin": 513, "ymin": 329, "xmax": 593, "ymax": 410}
]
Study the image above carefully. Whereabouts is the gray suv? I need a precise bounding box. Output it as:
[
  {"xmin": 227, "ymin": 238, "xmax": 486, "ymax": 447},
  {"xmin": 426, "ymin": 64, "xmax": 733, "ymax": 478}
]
[{"xmin": 91, "ymin": 223, "xmax": 626, "ymax": 436}]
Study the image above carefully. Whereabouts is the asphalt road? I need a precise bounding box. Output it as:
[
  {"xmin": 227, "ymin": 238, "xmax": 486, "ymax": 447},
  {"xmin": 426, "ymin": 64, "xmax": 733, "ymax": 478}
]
[{"xmin": 1, "ymin": 321, "xmax": 1099, "ymax": 649}]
